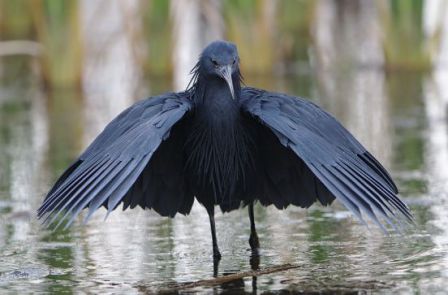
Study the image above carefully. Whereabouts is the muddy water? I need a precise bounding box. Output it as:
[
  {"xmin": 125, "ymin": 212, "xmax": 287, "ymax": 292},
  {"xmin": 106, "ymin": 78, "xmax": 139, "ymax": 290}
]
[{"xmin": 0, "ymin": 64, "xmax": 447, "ymax": 293}]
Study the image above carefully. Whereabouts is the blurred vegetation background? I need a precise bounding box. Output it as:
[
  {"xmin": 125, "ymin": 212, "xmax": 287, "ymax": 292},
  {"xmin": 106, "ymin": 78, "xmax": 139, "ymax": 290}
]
[{"xmin": 0, "ymin": 0, "xmax": 442, "ymax": 92}]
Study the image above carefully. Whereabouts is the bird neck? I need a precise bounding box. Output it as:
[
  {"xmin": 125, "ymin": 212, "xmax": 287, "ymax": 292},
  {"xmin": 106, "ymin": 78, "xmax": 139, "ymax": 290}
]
[{"xmin": 192, "ymin": 74, "xmax": 241, "ymax": 107}]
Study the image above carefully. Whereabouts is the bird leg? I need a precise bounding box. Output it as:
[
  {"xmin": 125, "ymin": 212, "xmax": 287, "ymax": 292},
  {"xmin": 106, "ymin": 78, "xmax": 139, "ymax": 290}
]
[
  {"xmin": 248, "ymin": 202, "xmax": 260, "ymax": 250},
  {"xmin": 213, "ymin": 257, "xmax": 220, "ymax": 277},
  {"xmin": 207, "ymin": 207, "xmax": 222, "ymax": 260}
]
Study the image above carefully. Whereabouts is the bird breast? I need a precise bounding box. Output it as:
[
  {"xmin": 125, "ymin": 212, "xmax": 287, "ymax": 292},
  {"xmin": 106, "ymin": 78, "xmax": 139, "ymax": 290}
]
[{"xmin": 184, "ymin": 110, "xmax": 254, "ymax": 203}]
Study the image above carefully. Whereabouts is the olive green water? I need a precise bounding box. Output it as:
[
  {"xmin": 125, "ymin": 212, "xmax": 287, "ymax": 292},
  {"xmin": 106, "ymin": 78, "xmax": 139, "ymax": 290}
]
[{"xmin": 0, "ymin": 58, "xmax": 447, "ymax": 294}]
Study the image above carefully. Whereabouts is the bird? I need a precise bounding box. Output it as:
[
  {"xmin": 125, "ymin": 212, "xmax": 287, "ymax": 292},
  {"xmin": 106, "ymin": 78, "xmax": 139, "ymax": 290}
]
[{"xmin": 38, "ymin": 40, "xmax": 413, "ymax": 260}]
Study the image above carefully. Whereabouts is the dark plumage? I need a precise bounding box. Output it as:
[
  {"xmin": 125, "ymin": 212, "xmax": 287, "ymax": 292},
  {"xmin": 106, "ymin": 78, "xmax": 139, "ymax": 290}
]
[{"xmin": 38, "ymin": 41, "xmax": 413, "ymax": 259}]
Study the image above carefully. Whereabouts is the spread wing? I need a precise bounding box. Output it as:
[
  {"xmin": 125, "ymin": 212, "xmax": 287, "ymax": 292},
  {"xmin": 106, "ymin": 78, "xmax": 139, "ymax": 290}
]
[
  {"xmin": 240, "ymin": 87, "xmax": 413, "ymax": 230},
  {"xmin": 38, "ymin": 92, "xmax": 193, "ymax": 228}
]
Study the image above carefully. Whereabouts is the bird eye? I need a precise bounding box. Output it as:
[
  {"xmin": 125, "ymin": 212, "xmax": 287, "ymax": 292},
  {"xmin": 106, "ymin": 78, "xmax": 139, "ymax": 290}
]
[
  {"xmin": 232, "ymin": 59, "xmax": 236, "ymax": 65},
  {"xmin": 211, "ymin": 59, "xmax": 219, "ymax": 67}
]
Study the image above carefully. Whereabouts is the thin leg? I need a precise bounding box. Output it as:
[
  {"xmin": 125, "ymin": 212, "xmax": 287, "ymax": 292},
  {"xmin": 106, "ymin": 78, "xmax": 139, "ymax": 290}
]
[
  {"xmin": 213, "ymin": 257, "xmax": 220, "ymax": 277},
  {"xmin": 207, "ymin": 206, "xmax": 221, "ymax": 260},
  {"xmin": 248, "ymin": 202, "xmax": 260, "ymax": 250},
  {"xmin": 249, "ymin": 211, "xmax": 260, "ymax": 294}
]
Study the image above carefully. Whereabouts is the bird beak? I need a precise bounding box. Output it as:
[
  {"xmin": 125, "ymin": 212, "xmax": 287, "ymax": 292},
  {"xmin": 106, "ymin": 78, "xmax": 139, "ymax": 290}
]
[{"xmin": 219, "ymin": 65, "xmax": 235, "ymax": 100}]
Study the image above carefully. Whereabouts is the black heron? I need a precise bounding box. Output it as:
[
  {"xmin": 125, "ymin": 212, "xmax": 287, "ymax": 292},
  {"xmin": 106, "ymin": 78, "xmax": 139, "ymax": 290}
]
[{"xmin": 38, "ymin": 40, "xmax": 413, "ymax": 260}]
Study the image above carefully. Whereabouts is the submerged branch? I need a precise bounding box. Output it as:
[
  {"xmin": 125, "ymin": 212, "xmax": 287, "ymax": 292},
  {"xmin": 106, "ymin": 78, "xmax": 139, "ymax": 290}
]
[{"xmin": 138, "ymin": 263, "xmax": 299, "ymax": 293}]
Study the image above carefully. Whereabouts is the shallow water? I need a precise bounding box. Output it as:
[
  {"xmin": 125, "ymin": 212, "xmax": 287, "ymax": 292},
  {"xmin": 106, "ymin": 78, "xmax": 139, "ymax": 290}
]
[{"xmin": 1, "ymin": 61, "xmax": 448, "ymax": 294}]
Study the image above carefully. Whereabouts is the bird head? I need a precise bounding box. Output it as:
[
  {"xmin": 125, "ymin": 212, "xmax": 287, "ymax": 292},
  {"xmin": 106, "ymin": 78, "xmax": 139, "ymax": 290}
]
[{"xmin": 197, "ymin": 40, "xmax": 240, "ymax": 99}]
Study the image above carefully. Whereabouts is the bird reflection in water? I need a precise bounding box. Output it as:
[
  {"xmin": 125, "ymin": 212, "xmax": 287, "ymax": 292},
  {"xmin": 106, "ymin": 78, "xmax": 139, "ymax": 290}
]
[{"xmin": 212, "ymin": 252, "xmax": 260, "ymax": 294}]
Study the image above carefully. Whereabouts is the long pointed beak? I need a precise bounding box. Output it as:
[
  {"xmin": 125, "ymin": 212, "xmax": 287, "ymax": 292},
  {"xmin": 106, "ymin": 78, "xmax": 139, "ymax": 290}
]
[{"xmin": 219, "ymin": 65, "xmax": 235, "ymax": 99}]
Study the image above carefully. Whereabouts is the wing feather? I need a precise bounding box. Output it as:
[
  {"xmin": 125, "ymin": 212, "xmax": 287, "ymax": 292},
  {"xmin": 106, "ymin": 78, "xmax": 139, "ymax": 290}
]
[
  {"xmin": 38, "ymin": 92, "xmax": 193, "ymax": 228},
  {"xmin": 240, "ymin": 87, "xmax": 412, "ymax": 229},
  {"xmin": 40, "ymin": 156, "xmax": 108, "ymax": 221}
]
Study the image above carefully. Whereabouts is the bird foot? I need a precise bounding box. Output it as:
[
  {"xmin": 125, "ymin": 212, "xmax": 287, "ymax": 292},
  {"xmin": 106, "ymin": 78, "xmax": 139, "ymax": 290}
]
[
  {"xmin": 249, "ymin": 252, "xmax": 260, "ymax": 270},
  {"xmin": 249, "ymin": 233, "xmax": 260, "ymax": 250}
]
